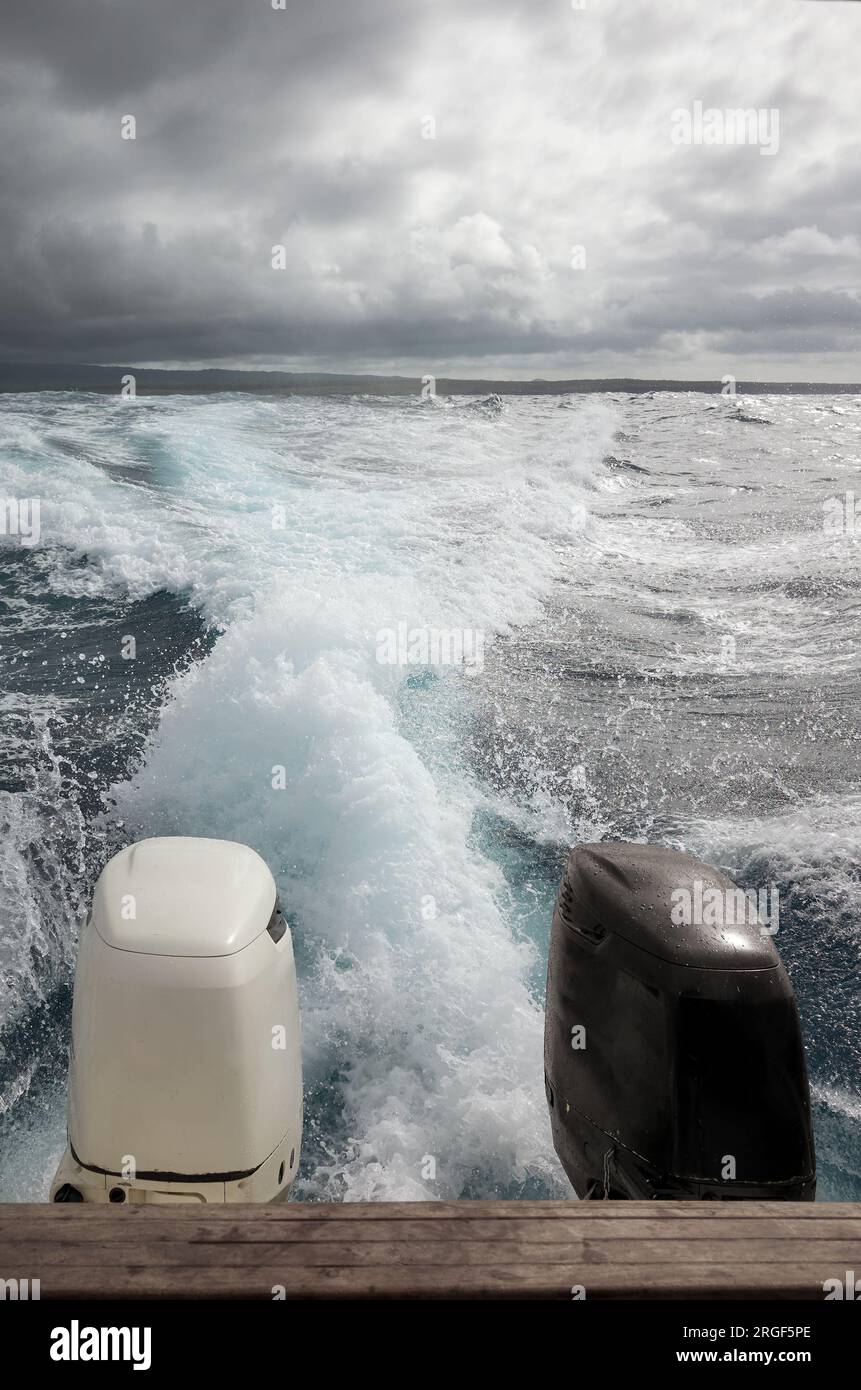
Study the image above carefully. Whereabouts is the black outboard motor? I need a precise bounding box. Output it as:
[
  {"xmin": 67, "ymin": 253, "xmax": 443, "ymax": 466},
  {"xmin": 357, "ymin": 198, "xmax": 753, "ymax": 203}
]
[{"xmin": 544, "ymin": 842, "xmax": 816, "ymax": 1200}]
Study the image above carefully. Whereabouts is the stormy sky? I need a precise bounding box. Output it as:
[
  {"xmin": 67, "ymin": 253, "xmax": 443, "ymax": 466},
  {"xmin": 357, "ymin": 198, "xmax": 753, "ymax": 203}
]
[{"xmin": 1, "ymin": 0, "xmax": 859, "ymax": 379}]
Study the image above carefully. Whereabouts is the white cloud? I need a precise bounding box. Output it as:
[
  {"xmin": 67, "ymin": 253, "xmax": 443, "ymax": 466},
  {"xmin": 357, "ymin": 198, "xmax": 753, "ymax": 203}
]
[{"xmin": 753, "ymin": 225, "xmax": 861, "ymax": 261}]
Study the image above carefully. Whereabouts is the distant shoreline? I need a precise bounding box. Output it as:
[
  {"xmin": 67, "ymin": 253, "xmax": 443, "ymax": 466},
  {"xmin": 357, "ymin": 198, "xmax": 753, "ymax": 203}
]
[{"xmin": 0, "ymin": 363, "xmax": 857, "ymax": 396}]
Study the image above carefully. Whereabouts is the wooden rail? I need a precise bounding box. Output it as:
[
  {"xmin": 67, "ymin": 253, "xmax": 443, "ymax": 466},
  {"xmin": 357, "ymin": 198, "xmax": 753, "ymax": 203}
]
[{"xmin": 2, "ymin": 1201, "xmax": 858, "ymax": 1299}]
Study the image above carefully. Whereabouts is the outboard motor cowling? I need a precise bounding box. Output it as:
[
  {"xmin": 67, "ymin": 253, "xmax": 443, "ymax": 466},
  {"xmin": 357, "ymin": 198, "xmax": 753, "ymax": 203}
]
[
  {"xmin": 50, "ymin": 837, "xmax": 302, "ymax": 1204},
  {"xmin": 544, "ymin": 841, "xmax": 815, "ymax": 1200}
]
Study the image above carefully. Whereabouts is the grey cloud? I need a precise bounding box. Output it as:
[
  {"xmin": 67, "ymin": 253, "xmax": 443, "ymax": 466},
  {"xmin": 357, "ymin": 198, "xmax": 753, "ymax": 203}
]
[{"xmin": 0, "ymin": 0, "xmax": 859, "ymax": 376}]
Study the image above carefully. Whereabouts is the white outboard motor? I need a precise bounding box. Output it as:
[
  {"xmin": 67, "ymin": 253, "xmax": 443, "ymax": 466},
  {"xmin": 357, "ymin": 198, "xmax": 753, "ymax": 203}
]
[{"xmin": 50, "ymin": 837, "xmax": 302, "ymax": 1205}]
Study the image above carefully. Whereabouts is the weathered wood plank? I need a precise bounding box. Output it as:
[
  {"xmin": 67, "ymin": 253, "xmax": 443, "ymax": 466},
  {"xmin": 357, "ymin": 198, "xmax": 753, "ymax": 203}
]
[
  {"xmin": 1, "ymin": 1202, "xmax": 857, "ymax": 1299},
  {"xmin": 6, "ymin": 1199, "xmax": 853, "ymax": 1219},
  {"xmin": 4, "ymin": 1216, "xmax": 858, "ymax": 1244},
  {"xmin": 4, "ymin": 1265, "xmax": 848, "ymax": 1300},
  {"xmin": 3, "ymin": 1238, "xmax": 859, "ymax": 1268}
]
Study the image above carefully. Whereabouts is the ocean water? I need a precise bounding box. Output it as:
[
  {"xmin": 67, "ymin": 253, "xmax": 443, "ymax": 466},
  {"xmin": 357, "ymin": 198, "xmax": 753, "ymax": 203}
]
[{"xmin": 0, "ymin": 389, "xmax": 858, "ymax": 1202}]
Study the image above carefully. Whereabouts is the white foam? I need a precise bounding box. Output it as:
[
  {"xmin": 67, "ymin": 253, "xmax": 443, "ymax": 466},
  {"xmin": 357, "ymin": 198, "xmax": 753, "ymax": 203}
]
[{"xmin": 22, "ymin": 392, "xmax": 617, "ymax": 1200}]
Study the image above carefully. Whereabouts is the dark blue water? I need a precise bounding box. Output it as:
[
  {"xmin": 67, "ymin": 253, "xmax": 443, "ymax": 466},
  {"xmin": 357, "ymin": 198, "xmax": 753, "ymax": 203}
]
[{"xmin": 0, "ymin": 390, "xmax": 858, "ymax": 1200}]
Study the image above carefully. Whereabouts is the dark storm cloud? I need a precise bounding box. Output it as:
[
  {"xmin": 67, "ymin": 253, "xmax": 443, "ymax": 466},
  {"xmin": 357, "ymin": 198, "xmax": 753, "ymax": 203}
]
[
  {"xmin": 0, "ymin": 0, "xmax": 421, "ymax": 102},
  {"xmin": 0, "ymin": 0, "xmax": 859, "ymax": 376}
]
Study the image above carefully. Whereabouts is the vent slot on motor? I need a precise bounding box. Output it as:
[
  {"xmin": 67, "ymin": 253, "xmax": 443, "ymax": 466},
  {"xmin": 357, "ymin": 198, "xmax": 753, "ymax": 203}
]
[
  {"xmin": 267, "ymin": 901, "xmax": 287, "ymax": 944},
  {"xmin": 557, "ymin": 881, "xmax": 607, "ymax": 944}
]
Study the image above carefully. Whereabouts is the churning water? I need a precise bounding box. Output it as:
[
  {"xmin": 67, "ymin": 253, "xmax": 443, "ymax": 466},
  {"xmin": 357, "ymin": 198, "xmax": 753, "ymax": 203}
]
[{"xmin": 0, "ymin": 389, "xmax": 858, "ymax": 1200}]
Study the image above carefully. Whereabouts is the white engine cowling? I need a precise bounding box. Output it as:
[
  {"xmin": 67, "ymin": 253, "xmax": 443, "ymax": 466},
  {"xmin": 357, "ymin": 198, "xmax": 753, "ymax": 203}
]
[{"xmin": 50, "ymin": 837, "xmax": 302, "ymax": 1205}]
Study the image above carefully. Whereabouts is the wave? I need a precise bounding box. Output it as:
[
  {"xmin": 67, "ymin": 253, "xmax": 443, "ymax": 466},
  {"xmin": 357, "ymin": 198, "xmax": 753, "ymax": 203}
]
[
  {"xmin": 0, "ymin": 391, "xmax": 617, "ymax": 1200},
  {"xmin": 1, "ymin": 390, "xmax": 857, "ymax": 1200}
]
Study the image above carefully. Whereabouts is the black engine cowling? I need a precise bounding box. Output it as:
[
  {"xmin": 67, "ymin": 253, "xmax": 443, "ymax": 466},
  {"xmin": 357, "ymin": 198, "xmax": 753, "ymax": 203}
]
[{"xmin": 544, "ymin": 841, "xmax": 816, "ymax": 1200}]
